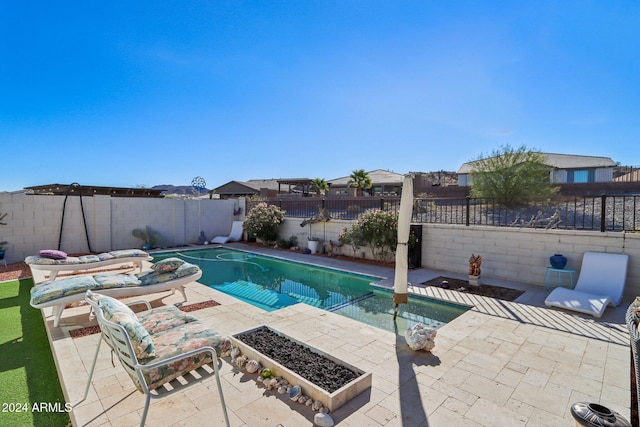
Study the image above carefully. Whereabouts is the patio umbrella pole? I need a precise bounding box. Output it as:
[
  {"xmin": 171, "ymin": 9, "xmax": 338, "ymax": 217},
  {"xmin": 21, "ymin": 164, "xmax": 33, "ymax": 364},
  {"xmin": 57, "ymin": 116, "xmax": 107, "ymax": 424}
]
[{"xmin": 393, "ymin": 174, "xmax": 413, "ymax": 321}]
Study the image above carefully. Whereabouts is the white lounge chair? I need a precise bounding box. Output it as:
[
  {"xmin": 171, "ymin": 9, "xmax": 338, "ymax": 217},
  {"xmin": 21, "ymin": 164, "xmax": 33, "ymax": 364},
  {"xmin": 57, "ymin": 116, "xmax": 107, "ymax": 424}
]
[
  {"xmin": 30, "ymin": 258, "xmax": 201, "ymax": 327},
  {"xmin": 544, "ymin": 251, "xmax": 629, "ymax": 318},
  {"xmin": 82, "ymin": 291, "xmax": 230, "ymax": 427},
  {"xmin": 211, "ymin": 221, "xmax": 244, "ymax": 244},
  {"xmin": 26, "ymin": 249, "xmax": 152, "ymax": 282}
]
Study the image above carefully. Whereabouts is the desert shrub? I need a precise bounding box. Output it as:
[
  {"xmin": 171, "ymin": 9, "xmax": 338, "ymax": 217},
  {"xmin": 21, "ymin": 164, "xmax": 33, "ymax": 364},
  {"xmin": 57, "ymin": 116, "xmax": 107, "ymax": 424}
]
[
  {"xmin": 276, "ymin": 235, "xmax": 298, "ymax": 249},
  {"xmin": 338, "ymin": 225, "xmax": 364, "ymax": 258}
]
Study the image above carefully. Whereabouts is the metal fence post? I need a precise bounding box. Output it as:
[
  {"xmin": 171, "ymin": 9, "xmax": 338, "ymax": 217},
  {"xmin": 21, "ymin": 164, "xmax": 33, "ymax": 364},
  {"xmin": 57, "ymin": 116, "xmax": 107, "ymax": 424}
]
[
  {"xmin": 600, "ymin": 194, "xmax": 606, "ymax": 232},
  {"xmin": 380, "ymin": 197, "xmax": 384, "ymax": 211},
  {"xmin": 465, "ymin": 196, "xmax": 470, "ymax": 226}
]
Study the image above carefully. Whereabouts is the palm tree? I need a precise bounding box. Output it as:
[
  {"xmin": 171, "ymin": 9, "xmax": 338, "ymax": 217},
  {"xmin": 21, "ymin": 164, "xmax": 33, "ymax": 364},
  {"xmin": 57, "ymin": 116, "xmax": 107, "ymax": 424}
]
[
  {"xmin": 310, "ymin": 178, "xmax": 329, "ymax": 196},
  {"xmin": 347, "ymin": 169, "xmax": 372, "ymax": 197}
]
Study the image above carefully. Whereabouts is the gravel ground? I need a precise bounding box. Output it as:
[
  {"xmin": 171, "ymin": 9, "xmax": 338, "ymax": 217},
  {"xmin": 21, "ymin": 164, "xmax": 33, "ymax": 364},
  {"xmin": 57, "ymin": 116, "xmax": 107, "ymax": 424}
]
[
  {"xmin": 234, "ymin": 326, "xmax": 361, "ymax": 393},
  {"xmin": 0, "ymin": 262, "xmax": 32, "ymax": 282}
]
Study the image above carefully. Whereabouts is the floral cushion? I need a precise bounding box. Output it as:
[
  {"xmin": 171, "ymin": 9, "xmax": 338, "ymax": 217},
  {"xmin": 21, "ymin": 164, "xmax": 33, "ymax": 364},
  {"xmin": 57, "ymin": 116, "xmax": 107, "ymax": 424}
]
[
  {"xmin": 138, "ymin": 322, "xmax": 231, "ymax": 391},
  {"xmin": 110, "ymin": 249, "xmax": 149, "ymax": 258},
  {"xmin": 93, "ymin": 274, "xmax": 142, "ymax": 289},
  {"xmin": 97, "ymin": 252, "xmax": 116, "ymax": 261},
  {"xmin": 25, "ymin": 255, "xmax": 82, "ymax": 265},
  {"xmin": 26, "ymin": 249, "xmax": 149, "ymax": 266},
  {"xmin": 151, "ymin": 258, "xmax": 184, "ymax": 273},
  {"xmin": 137, "ymin": 306, "xmax": 199, "ymax": 335},
  {"xmin": 91, "ymin": 292, "xmax": 156, "ymax": 359},
  {"xmin": 136, "ymin": 262, "xmax": 200, "ymax": 286},
  {"xmin": 30, "ymin": 276, "xmax": 99, "ymax": 305},
  {"xmin": 25, "ymin": 255, "xmax": 58, "ymax": 265},
  {"xmin": 135, "ymin": 271, "xmax": 172, "ymax": 286}
]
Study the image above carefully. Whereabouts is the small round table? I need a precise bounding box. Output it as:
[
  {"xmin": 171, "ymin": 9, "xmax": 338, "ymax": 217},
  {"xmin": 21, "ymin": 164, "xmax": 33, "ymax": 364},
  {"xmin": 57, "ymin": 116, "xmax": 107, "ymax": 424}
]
[{"xmin": 544, "ymin": 267, "xmax": 576, "ymax": 291}]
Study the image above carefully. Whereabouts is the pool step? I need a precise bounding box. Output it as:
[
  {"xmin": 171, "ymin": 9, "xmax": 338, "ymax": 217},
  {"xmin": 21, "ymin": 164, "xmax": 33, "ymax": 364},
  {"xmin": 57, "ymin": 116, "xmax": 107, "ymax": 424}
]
[
  {"xmin": 327, "ymin": 292, "xmax": 375, "ymax": 312},
  {"xmin": 285, "ymin": 292, "xmax": 323, "ymax": 307},
  {"xmin": 217, "ymin": 280, "xmax": 298, "ymax": 308}
]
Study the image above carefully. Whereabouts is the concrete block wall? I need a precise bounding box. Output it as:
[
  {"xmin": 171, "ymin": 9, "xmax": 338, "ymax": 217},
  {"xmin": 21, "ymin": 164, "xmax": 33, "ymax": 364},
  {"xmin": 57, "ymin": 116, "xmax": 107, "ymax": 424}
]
[
  {"xmin": 0, "ymin": 192, "xmax": 241, "ymax": 264},
  {"xmin": 424, "ymin": 224, "xmax": 640, "ymax": 297},
  {"xmin": 278, "ymin": 218, "xmax": 640, "ymax": 296}
]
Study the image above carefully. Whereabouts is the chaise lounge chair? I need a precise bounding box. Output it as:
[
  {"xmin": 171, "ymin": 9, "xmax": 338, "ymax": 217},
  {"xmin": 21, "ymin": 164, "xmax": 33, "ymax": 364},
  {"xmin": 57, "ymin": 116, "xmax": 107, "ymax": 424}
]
[
  {"xmin": 544, "ymin": 251, "xmax": 629, "ymax": 318},
  {"xmin": 211, "ymin": 220, "xmax": 244, "ymax": 244},
  {"xmin": 30, "ymin": 258, "xmax": 201, "ymax": 327},
  {"xmin": 82, "ymin": 291, "xmax": 230, "ymax": 427},
  {"xmin": 26, "ymin": 249, "xmax": 152, "ymax": 282}
]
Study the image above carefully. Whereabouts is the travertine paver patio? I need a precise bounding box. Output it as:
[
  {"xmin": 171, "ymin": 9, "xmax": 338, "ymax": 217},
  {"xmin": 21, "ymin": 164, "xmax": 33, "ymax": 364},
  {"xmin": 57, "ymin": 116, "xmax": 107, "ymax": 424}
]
[{"xmin": 37, "ymin": 244, "xmax": 631, "ymax": 426}]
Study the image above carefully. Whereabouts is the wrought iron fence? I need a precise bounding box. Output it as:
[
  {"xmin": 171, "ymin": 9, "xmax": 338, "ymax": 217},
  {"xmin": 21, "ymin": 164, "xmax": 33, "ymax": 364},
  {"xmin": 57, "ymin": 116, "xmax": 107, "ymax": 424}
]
[
  {"xmin": 247, "ymin": 197, "xmax": 402, "ymax": 221},
  {"xmin": 249, "ymin": 195, "xmax": 640, "ymax": 232}
]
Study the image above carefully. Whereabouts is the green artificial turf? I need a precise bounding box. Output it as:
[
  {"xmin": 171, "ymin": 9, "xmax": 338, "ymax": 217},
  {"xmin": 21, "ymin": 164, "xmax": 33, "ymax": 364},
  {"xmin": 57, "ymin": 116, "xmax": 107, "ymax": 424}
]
[{"xmin": 0, "ymin": 278, "xmax": 71, "ymax": 427}]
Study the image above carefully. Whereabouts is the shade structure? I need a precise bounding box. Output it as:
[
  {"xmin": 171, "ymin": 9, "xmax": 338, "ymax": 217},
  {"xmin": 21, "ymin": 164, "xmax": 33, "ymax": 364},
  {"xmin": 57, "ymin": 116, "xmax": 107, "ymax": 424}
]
[{"xmin": 393, "ymin": 174, "xmax": 413, "ymax": 316}]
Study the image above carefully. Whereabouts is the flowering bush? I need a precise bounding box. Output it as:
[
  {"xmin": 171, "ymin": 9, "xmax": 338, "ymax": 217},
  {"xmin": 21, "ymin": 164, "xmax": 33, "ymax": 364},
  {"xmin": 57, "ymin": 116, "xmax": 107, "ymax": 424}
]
[
  {"xmin": 340, "ymin": 210, "xmax": 398, "ymax": 261},
  {"xmin": 244, "ymin": 203, "xmax": 286, "ymax": 243}
]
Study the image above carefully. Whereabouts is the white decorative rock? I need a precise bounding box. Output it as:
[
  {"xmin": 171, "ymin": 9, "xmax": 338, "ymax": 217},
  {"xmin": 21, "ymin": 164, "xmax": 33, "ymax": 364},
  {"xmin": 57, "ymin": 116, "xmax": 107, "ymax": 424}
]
[
  {"xmin": 230, "ymin": 346, "xmax": 241, "ymax": 359},
  {"xmin": 405, "ymin": 322, "xmax": 437, "ymax": 352},
  {"xmin": 245, "ymin": 359, "xmax": 261, "ymax": 374},
  {"xmin": 314, "ymin": 412, "xmax": 335, "ymax": 427}
]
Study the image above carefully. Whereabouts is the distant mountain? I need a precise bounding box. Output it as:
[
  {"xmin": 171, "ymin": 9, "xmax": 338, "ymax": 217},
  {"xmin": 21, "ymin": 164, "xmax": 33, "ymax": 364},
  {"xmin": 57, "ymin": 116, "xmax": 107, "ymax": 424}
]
[{"xmin": 151, "ymin": 185, "xmax": 209, "ymax": 196}]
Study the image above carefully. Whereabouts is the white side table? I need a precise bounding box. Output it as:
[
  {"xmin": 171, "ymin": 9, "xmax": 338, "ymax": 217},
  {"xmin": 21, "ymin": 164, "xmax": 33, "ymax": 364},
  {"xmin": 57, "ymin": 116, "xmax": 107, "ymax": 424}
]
[{"xmin": 544, "ymin": 267, "xmax": 576, "ymax": 291}]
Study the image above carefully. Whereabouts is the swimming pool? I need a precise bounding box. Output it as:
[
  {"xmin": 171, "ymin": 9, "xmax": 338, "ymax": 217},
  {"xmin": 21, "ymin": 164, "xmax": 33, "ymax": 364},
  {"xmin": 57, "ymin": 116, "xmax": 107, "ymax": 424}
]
[{"xmin": 154, "ymin": 247, "xmax": 469, "ymax": 333}]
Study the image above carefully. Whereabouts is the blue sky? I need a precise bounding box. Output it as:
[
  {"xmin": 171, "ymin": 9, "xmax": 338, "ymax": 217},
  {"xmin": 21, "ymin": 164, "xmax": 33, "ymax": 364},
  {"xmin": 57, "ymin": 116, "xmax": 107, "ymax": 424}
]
[{"xmin": 2, "ymin": 1, "xmax": 639, "ymax": 192}]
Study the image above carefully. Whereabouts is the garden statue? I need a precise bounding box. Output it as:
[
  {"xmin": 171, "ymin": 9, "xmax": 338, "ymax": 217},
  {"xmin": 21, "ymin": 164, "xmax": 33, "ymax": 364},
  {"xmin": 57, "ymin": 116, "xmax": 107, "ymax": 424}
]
[
  {"xmin": 468, "ymin": 254, "xmax": 482, "ymax": 286},
  {"xmin": 199, "ymin": 231, "xmax": 208, "ymax": 245},
  {"xmin": 468, "ymin": 254, "xmax": 482, "ymax": 276}
]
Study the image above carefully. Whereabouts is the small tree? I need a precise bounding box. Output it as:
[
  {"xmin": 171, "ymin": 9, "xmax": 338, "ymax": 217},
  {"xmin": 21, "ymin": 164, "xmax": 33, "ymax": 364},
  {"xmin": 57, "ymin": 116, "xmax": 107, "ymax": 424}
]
[
  {"xmin": 347, "ymin": 169, "xmax": 372, "ymax": 197},
  {"xmin": 310, "ymin": 178, "xmax": 329, "ymax": 196},
  {"xmin": 470, "ymin": 145, "xmax": 558, "ymax": 205}
]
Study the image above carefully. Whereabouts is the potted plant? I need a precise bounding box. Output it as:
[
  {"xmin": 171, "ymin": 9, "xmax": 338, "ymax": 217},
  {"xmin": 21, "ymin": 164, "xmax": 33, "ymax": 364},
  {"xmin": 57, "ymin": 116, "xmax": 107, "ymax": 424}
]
[
  {"xmin": 468, "ymin": 254, "xmax": 482, "ymax": 286},
  {"xmin": 307, "ymin": 236, "xmax": 321, "ymax": 254}
]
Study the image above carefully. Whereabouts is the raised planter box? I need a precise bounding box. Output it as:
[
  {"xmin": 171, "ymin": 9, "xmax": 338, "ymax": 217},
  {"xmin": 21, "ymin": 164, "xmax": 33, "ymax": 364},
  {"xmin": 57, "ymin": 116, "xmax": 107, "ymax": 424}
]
[{"xmin": 230, "ymin": 325, "xmax": 372, "ymax": 412}]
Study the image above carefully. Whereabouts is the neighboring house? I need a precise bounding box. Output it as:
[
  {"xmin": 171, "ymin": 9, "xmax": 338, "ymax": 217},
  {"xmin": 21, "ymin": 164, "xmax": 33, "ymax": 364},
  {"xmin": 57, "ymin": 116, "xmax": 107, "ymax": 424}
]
[
  {"xmin": 327, "ymin": 169, "xmax": 404, "ymax": 197},
  {"xmin": 213, "ymin": 179, "xmax": 312, "ymax": 198},
  {"xmin": 457, "ymin": 153, "xmax": 617, "ymax": 187}
]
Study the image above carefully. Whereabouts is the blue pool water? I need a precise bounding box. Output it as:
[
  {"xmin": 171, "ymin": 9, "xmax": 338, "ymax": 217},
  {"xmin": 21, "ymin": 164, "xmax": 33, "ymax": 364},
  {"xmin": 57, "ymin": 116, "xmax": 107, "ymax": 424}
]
[{"xmin": 154, "ymin": 248, "xmax": 468, "ymax": 333}]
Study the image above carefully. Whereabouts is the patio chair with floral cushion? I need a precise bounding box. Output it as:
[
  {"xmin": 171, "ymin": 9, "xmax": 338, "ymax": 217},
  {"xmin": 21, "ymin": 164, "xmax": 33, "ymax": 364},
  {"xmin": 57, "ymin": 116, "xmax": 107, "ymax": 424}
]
[{"xmin": 82, "ymin": 290, "xmax": 231, "ymax": 427}]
